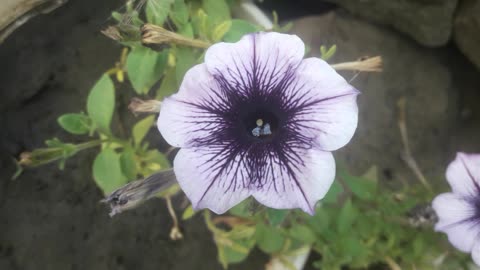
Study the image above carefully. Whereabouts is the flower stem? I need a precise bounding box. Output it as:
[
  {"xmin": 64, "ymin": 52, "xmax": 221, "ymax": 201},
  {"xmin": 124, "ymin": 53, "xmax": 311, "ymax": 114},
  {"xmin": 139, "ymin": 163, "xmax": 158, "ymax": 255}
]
[
  {"xmin": 165, "ymin": 196, "xmax": 183, "ymax": 240},
  {"xmin": 397, "ymin": 97, "xmax": 433, "ymax": 192}
]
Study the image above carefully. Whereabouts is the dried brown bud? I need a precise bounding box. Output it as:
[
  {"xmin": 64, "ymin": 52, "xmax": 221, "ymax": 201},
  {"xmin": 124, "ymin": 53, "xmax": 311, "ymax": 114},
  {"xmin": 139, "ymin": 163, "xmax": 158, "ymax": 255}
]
[
  {"xmin": 331, "ymin": 56, "xmax": 383, "ymax": 72},
  {"xmin": 141, "ymin": 23, "xmax": 210, "ymax": 49},
  {"xmin": 102, "ymin": 169, "xmax": 177, "ymax": 217},
  {"xmin": 128, "ymin": 98, "xmax": 162, "ymax": 115}
]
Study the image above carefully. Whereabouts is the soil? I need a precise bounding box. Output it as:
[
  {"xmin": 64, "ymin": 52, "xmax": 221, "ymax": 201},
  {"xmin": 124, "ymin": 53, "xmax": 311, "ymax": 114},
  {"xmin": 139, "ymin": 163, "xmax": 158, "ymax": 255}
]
[{"xmin": 0, "ymin": 1, "xmax": 479, "ymax": 270}]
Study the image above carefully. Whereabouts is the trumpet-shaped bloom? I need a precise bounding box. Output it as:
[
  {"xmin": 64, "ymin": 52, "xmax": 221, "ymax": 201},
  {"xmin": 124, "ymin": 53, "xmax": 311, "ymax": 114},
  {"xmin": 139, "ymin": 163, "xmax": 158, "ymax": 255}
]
[
  {"xmin": 158, "ymin": 32, "xmax": 359, "ymax": 214},
  {"xmin": 432, "ymin": 153, "xmax": 480, "ymax": 265}
]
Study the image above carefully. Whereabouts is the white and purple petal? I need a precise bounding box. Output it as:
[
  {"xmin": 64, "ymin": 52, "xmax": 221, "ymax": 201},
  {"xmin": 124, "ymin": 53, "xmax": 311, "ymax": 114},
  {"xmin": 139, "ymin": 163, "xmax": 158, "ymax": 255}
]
[
  {"xmin": 432, "ymin": 193, "xmax": 480, "ymax": 252},
  {"xmin": 205, "ymin": 32, "xmax": 305, "ymax": 95},
  {"xmin": 173, "ymin": 147, "xmax": 252, "ymax": 214},
  {"xmin": 252, "ymin": 149, "xmax": 335, "ymax": 214},
  {"xmin": 446, "ymin": 152, "xmax": 480, "ymax": 198},
  {"xmin": 283, "ymin": 58, "xmax": 359, "ymax": 151},
  {"xmin": 157, "ymin": 64, "xmax": 224, "ymax": 148}
]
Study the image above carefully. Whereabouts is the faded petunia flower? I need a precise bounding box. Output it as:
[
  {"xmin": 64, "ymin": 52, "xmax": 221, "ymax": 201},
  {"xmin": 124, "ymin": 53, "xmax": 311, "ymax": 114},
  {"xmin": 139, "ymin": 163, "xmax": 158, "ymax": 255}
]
[
  {"xmin": 432, "ymin": 152, "xmax": 480, "ymax": 265},
  {"xmin": 157, "ymin": 32, "xmax": 359, "ymax": 214}
]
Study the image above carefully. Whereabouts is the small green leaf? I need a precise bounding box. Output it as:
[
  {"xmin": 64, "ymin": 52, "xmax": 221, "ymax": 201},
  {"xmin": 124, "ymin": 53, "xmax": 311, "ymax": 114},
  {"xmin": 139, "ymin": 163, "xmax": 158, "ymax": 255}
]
[
  {"xmin": 307, "ymin": 207, "xmax": 330, "ymax": 234},
  {"xmin": 229, "ymin": 198, "xmax": 252, "ymax": 217},
  {"xmin": 87, "ymin": 74, "xmax": 115, "ymax": 134},
  {"xmin": 126, "ymin": 47, "xmax": 168, "ymax": 94},
  {"xmin": 255, "ymin": 223, "xmax": 285, "ymax": 253},
  {"xmin": 111, "ymin": 11, "xmax": 123, "ymax": 22},
  {"xmin": 339, "ymin": 236, "xmax": 366, "ymax": 263},
  {"xmin": 323, "ymin": 180, "xmax": 343, "ymax": 204},
  {"xmin": 156, "ymin": 67, "xmax": 178, "ymax": 99},
  {"xmin": 146, "ymin": 0, "xmax": 174, "ymax": 25},
  {"xmin": 191, "ymin": 9, "xmax": 209, "ymax": 38},
  {"xmin": 132, "ymin": 115, "xmax": 155, "ymax": 146},
  {"xmin": 211, "ymin": 20, "xmax": 232, "ymax": 42},
  {"xmin": 175, "ymin": 47, "xmax": 196, "ymax": 84},
  {"xmin": 57, "ymin": 113, "xmax": 90, "ymax": 135},
  {"xmin": 223, "ymin": 19, "xmax": 259, "ymax": 42},
  {"xmin": 170, "ymin": 0, "xmax": 189, "ymax": 28},
  {"xmin": 182, "ymin": 205, "xmax": 195, "ymax": 220},
  {"xmin": 179, "ymin": 22, "xmax": 194, "ymax": 38},
  {"xmin": 320, "ymin": 45, "xmax": 337, "ymax": 61},
  {"xmin": 93, "ymin": 148, "xmax": 127, "ymax": 194},
  {"xmin": 202, "ymin": 0, "xmax": 230, "ymax": 26},
  {"xmin": 337, "ymin": 199, "xmax": 357, "ymax": 234},
  {"xmin": 222, "ymin": 238, "xmax": 254, "ymax": 265},
  {"xmin": 339, "ymin": 170, "xmax": 377, "ymax": 200},
  {"xmin": 120, "ymin": 148, "xmax": 138, "ymax": 180},
  {"xmin": 266, "ymin": 208, "xmax": 288, "ymax": 226},
  {"xmin": 289, "ymin": 225, "xmax": 316, "ymax": 244}
]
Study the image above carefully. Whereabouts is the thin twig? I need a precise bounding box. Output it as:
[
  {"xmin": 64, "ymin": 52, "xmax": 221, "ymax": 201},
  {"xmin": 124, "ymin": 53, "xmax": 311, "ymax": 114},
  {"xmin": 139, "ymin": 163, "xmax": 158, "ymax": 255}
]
[
  {"xmin": 397, "ymin": 97, "xmax": 432, "ymax": 192},
  {"xmin": 384, "ymin": 256, "xmax": 402, "ymax": 270},
  {"xmin": 165, "ymin": 196, "xmax": 183, "ymax": 240}
]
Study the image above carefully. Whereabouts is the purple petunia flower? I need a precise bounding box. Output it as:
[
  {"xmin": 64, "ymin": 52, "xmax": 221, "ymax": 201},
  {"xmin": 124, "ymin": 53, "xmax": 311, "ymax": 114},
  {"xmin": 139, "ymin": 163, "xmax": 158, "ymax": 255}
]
[
  {"xmin": 432, "ymin": 153, "xmax": 480, "ymax": 265},
  {"xmin": 157, "ymin": 32, "xmax": 359, "ymax": 214}
]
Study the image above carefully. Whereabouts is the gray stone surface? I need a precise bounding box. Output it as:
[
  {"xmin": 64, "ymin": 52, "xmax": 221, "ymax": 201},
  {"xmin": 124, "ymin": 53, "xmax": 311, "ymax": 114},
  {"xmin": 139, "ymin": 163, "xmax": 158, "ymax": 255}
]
[
  {"xmin": 454, "ymin": 0, "xmax": 480, "ymax": 71},
  {"xmin": 324, "ymin": 0, "xmax": 458, "ymax": 47}
]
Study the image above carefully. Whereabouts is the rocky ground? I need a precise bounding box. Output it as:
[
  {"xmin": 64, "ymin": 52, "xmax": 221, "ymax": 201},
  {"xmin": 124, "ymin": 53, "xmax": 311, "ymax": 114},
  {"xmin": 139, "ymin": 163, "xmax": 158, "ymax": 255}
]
[{"xmin": 0, "ymin": 1, "xmax": 479, "ymax": 270}]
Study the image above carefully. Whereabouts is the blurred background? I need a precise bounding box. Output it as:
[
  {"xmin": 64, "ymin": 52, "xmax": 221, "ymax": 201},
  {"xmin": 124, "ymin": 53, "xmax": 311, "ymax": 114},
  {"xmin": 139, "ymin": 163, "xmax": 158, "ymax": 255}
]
[{"xmin": 0, "ymin": 0, "xmax": 479, "ymax": 269}]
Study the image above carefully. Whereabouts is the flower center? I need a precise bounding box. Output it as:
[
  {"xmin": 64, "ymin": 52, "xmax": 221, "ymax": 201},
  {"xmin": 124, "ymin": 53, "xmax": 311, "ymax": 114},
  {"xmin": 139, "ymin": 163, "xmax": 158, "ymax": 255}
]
[{"xmin": 243, "ymin": 109, "xmax": 279, "ymax": 139}]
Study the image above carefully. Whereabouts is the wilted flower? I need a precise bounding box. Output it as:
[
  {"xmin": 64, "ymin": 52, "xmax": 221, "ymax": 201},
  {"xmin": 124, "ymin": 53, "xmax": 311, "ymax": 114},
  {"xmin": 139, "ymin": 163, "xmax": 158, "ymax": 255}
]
[
  {"xmin": 432, "ymin": 152, "xmax": 480, "ymax": 265},
  {"xmin": 157, "ymin": 32, "xmax": 359, "ymax": 214}
]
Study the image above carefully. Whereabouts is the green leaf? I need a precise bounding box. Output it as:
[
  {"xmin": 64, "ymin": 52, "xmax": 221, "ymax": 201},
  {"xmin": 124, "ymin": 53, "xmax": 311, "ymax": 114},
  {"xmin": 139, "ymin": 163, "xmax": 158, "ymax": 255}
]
[
  {"xmin": 156, "ymin": 67, "xmax": 178, "ymax": 99},
  {"xmin": 289, "ymin": 225, "xmax": 316, "ymax": 244},
  {"xmin": 132, "ymin": 115, "xmax": 155, "ymax": 146},
  {"xmin": 337, "ymin": 199, "xmax": 357, "ymax": 234},
  {"xmin": 229, "ymin": 199, "xmax": 252, "ymax": 217},
  {"xmin": 223, "ymin": 19, "xmax": 259, "ymax": 42},
  {"xmin": 170, "ymin": 0, "xmax": 189, "ymax": 28},
  {"xmin": 339, "ymin": 236, "xmax": 366, "ymax": 263},
  {"xmin": 339, "ymin": 170, "xmax": 377, "ymax": 200},
  {"xmin": 323, "ymin": 180, "xmax": 343, "ymax": 204},
  {"xmin": 307, "ymin": 207, "xmax": 330, "ymax": 235},
  {"xmin": 191, "ymin": 9, "xmax": 209, "ymax": 38},
  {"xmin": 120, "ymin": 148, "xmax": 138, "ymax": 180},
  {"xmin": 179, "ymin": 22, "xmax": 194, "ymax": 38},
  {"xmin": 255, "ymin": 223, "xmax": 285, "ymax": 253},
  {"xmin": 266, "ymin": 208, "xmax": 288, "ymax": 226},
  {"xmin": 93, "ymin": 148, "xmax": 128, "ymax": 194},
  {"xmin": 202, "ymin": 0, "xmax": 230, "ymax": 26},
  {"xmin": 182, "ymin": 205, "xmax": 195, "ymax": 220},
  {"xmin": 87, "ymin": 74, "xmax": 115, "ymax": 134},
  {"xmin": 211, "ymin": 20, "xmax": 231, "ymax": 42},
  {"xmin": 57, "ymin": 113, "xmax": 90, "ymax": 135},
  {"xmin": 175, "ymin": 47, "xmax": 196, "ymax": 84},
  {"xmin": 146, "ymin": 0, "xmax": 174, "ymax": 25},
  {"xmin": 126, "ymin": 47, "xmax": 168, "ymax": 94},
  {"xmin": 221, "ymin": 238, "xmax": 254, "ymax": 265}
]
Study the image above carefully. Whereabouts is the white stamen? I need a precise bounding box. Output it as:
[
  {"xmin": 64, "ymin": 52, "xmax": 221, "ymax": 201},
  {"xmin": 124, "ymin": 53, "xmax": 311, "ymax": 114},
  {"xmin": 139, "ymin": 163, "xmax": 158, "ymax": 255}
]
[
  {"xmin": 252, "ymin": 127, "xmax": 261, "ymax": 137},
  {"xmin": 262, "ymin": 123, "xmax": 272, "ymax": 136}
]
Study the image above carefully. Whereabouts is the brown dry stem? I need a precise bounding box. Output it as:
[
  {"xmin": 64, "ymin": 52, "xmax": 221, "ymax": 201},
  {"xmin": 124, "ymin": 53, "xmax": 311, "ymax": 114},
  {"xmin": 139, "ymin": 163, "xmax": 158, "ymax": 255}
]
[
  {"xmin": 397, "ymin": 97, "xmax": 432, "ymax": 191},
  {"xmin": 165, "ymin": 196, "xmax": 183, "ymax": 240}
]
